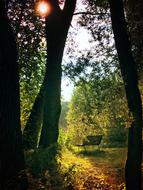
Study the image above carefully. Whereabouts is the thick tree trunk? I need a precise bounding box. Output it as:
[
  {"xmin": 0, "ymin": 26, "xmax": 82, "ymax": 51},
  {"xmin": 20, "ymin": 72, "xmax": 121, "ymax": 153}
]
[
  {"xmin": 109, "ymin": 0, "xmax": 142, "ymax": 189},
  {"xmin": 0, "ymin": 1, "xmax": 28, "ymax": 189},
  {"xmin": 39, "ymin": 43, "xmax": 63, "ymax": 147},
  {"xmin": 22, "ymin": 0, "xmax": 76, "ymax": 149},
  {"xmin": 39, "ymin": 0, "xmax": 76, "ymax": 147}
]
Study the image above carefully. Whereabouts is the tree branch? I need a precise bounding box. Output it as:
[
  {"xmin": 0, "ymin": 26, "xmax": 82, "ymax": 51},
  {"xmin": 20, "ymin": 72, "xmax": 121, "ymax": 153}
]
[
  {"xmin": 63, "ymin": 0, "xmax": 76, "ymax": 22},
  {"xmin": 73, "ymin": 11, "xmax": 109, "ymax": 16},
  {"xmin": 74, "ymin": 11, "xmax": 97, "ymax": 16}
]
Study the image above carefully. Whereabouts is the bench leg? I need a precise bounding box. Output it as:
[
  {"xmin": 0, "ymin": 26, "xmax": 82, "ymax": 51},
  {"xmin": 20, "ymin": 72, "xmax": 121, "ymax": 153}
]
[{"xmin": 84, "ymin": 146, "xmax": 87, "ymax": 153}]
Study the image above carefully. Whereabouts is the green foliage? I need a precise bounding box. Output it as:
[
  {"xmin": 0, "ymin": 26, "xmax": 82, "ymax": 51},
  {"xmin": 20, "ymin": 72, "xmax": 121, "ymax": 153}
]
[
  {"xmin": 8, "ymin": 0, "xmax": 46, "ymax": 130},
  {"xmin": 20, "ymin": 50, "xmax": 46, "ymax": 129},
  {"xmin": 104, "ymin": 126, "xmax": 128, "ymax": 148},
  {"xmin": 65, "ymin": 70, "xmax": 128, "ymax": 147}
]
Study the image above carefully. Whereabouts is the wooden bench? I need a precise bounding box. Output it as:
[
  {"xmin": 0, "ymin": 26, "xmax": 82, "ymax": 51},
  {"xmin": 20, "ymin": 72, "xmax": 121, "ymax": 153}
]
[{"xmin": 76, "ymin": 135, "xmax": 102, "ymax": 150}]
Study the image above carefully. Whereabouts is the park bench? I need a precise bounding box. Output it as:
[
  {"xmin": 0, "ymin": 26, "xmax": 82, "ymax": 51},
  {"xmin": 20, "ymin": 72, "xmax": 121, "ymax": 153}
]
[{"xmin": 76, "ymin": 135, "xmax": 102, "ymax": 150}]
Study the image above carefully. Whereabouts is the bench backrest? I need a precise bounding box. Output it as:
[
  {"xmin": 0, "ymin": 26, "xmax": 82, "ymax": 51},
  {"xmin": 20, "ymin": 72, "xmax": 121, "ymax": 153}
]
[{"xmin": 83, "ymin": 135, "xmax": 102, "ymax": 145}]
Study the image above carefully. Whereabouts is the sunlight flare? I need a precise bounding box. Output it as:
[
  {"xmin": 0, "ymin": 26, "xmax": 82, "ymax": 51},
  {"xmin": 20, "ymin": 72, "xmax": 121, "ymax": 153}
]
[{"xmin": 35, "ymin": 0, "xmax": 51, "ymax": 17}]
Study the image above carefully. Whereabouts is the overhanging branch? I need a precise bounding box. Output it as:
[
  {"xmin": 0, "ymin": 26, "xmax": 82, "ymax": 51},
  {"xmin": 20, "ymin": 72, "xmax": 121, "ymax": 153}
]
[
  {"xmin": 73, "ymin": 11, "xmax": 97, "ymax": 16},
  {"xmin": 73, "ymin": 11, "xmax": 109, "ymax": 16}
]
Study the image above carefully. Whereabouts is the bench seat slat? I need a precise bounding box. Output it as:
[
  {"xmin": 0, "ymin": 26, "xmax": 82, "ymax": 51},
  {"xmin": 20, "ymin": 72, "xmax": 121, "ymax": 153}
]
[{"xmin": 76, "ymin": 135, "xmax": 102, "ymax": 146}]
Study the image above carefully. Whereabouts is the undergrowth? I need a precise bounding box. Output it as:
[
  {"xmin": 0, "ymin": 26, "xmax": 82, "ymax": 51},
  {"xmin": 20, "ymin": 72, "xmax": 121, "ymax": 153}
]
[{"xmin": 25, "ymin": 145, "xmax": 126, "ymax": 190}]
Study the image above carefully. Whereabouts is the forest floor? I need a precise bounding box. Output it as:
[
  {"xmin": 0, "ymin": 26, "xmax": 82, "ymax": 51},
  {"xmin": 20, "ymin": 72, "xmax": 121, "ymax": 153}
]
[{"xmin": 27, "ymin": 147, "xmax": 130, "ymax": 190}]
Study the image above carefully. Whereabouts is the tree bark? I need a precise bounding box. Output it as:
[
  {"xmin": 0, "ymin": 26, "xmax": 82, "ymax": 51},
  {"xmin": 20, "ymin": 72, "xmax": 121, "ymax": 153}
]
[
  {"xmin": 39, "ymin": 0, "xmax": 76, "ymax": 147},
  {"xmin": 108, "ymin": 0, "xmax": 142, "ymax": 189},
  {"xmin": 23, "ymin": 81, "xmax": 45, "ymax": 149},
  {"xmin": 0, "ymin": 1, "xmax": 28, "ymax": 189},
  {"xmin": 125, "ymin": 0, "xmax": 143, "ymax": 77}
]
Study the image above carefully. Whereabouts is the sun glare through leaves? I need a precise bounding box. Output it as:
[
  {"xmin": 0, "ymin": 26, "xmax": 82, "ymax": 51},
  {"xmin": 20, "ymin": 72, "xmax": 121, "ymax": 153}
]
[{"xmin": 35, "ymin": 0, "xmax": 51, "ymax": 18}]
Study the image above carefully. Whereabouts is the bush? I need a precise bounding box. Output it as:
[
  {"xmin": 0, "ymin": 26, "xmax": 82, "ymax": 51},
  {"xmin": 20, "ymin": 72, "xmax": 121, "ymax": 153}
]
[
  {"xmin": 102, "ymin": 126, "xmax": 128, "ymax": 148},
  {"xmin": 25, "ymin": 144, "xmax": 59, "ymax": 176}
]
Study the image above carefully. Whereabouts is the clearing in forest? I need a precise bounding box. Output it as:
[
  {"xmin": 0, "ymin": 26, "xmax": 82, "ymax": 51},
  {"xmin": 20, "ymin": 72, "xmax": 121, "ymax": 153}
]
[{"xmin": 28, "ymin": 147, "xmax": 127, "ymax": 190}]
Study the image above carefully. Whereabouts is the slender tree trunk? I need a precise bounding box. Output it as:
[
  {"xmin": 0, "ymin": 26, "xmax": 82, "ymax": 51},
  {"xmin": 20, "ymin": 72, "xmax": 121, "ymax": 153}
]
[
  {"xmin": 23, "ymin": 81, "xmax": 45, "ymax": 149},
  {"xmin": 39, "ymin": 0, "xmax": 76, "ymax": 147},
  {"xmin": 0, "ymin": 1, "xmax": 28, "ymax": 189},
  {"xmin": 109, "ymin": 0, "xmax": 142, "ymax": 189},
  {"xmin": 125, "ymin": 0, "xmax": 143, "ymax": 77}
]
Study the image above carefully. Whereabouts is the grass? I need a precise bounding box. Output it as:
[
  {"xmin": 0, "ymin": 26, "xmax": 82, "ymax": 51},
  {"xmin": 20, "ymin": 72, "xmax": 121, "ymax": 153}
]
[
  {"xmin": 78, "ymin": 147, "xmax": 127, "ymax": 168},
  {"xmin": 26, "ymin": 147, "xmax": 127, "ymax": 189},
  {"xmin": 58, "ymin": 147, "xmax": 127, "ymax": 189}
]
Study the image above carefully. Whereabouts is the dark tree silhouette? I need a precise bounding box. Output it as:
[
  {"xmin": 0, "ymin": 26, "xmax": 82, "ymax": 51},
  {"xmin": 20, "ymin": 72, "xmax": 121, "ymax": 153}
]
[
  {"xmin": 39, "ymin": 0, "xmax": 77, "ymax": 147},
  {"xmin": 0, "ymin": 0, "xmax": 28, "ymax": 189},
  {"xmin": 108, "ymin": 0, "xmax": 142, "ymax": 189},
  {"xmin": 24, "ymin": 0, "xmax": 76, "ymax": 148}
]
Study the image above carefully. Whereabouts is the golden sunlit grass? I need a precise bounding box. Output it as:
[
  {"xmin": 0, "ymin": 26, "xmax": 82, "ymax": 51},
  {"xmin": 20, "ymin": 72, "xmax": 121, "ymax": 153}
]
[
  {"xmin": 60, "ymin": 148, "xmax": 93, "ymax": 171},
  {"xmin": 26, "ymin": 148, "xmax": 126, "ymax": 189},
  {"xmin": 35, "ymin": 0, "xmax": 51, "ymax": 17},
  {"xmin": 58, "ymin": 148, "xmax": 126, "ymax": 189}
]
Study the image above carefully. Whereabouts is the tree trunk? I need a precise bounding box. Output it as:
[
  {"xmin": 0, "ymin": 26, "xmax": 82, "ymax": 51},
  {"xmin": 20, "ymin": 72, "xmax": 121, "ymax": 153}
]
[
  {"xmin": 108, "ymin": 0, "xmax": 142, "ymax": 189},
  {"xmin": 39, "ymin": 43, "xmax": 63, "ymax": 147},
  {"xmin": 39, "ymin": 0, "xmax": 76, "ymax": 147},
  {"xmin": 125, "ymin": 0, "xmax": 143, "ymax": 77},
  {"xmin": 23, "ymin": 81, "xmax": 45, "ymax": 149},
  {"xmin": 0, "ymin": 1, "xmax": 28, "ymax": 189}
]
